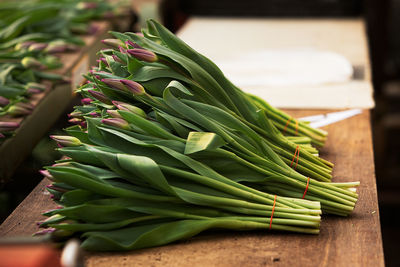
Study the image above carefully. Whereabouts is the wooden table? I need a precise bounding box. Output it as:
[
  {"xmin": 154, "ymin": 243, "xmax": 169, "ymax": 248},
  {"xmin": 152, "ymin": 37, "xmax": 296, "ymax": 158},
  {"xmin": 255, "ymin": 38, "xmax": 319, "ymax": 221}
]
[{"xmin": 0, "ymin": 109, "xmax": 384, "ymax": 266}]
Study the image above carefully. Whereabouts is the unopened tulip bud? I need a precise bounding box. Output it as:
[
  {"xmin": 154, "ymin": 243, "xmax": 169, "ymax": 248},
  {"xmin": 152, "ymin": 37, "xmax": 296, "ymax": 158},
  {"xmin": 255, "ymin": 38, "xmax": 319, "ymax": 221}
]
[
  {"xmin": 21, "ymin": 57, "xmax": 45, "ymax": 69},
  {"xmin": 119, "ymin": 45, "xmax": 127, "ymax": 54},
  {"xmin": 15, "ymin": 41, "xmax": 36, "ymax": 51},
  {"xmin": 102, "ymin": 118, "xmax": 130, "ymax": 130},
  {"xmin": 127, "ymin": 49, "xmax": 157, "ymax": 62},
  {"xmin": 40, "ymin": 169, "xmax": 54, "ymax": 181},
  {"xmin": 107, "ymin": 109, "xmax": 122, "ymax": 118},
  {"xmin": 120, "ymin": 79, "xmax": 145, "ymax": 95},
  {"xmin": 28, "ymin": 43, "xmax": 48, "ymax": 52},
  {"xmin": 77, "ymin": 2, "xmax": 98, "ymax": 9},
  {"xmin": 88, "ymin": 90, "xmax": 112, "ymax": 104},
  {"xmin": 26, "ymin": 82, "xmax": 47, "ymax": 91},
  {"xmin": 7, "ymin": 102, "xmax": 33, "ymax": 116},
  {"xmin": 68, "ymin": 118, "xmax": 83, "ymax": 125},
  {"xmin": 101, "ymin": 78, "xmax": 125, "ymax": 90},
  {"xmin": 89, "ymin": 112, "xmax": 100, "ymax": 117},
  {"xmin": 112, "ymin": 101, "xmax": 147, "ymax": 118},
  {"xmin": 50, "ymin": 135, "xmax": 82, "ymax": 147},
  {"xmin": 68, "ymin": 111, "xmax": 83, "ymax": 118},
  {"xmin": 0, "ymin": 96, "xmax": 9, "ymax": 107},
  {"xmin": 101, "ymin": 39, "xmax": 124, "ymax": 49},
  {"xmin": 0, "ymin": 121, "xmax": 20, "ymax": 132},
  {"xmin": 125, "ymin": 40, "xmax": 143, "ymax": 49},
  {"xmin": 81, "ymin": 98, "xmax": 93, "ymax": 105},
  {"xmin": 112, "ymin": 54, "xmax": 122, "ymax": 63},
  {"xmin": 34, "ymin": 227, "xmax": 56, "ymax": 236}
]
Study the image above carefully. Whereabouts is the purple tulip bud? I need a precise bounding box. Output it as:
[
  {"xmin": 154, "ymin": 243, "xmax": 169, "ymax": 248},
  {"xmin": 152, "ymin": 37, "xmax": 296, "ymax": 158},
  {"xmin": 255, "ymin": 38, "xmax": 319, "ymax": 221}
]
[
  {"xmin": 68, "ymin": 111, "xmax": 83, "ymax": 118},
  {"xmin": 0, "ymin": 96, "xmax": 9, "ymax": 107},
  {"xmin": 113, "ymin": 101, "xmax": 147, "ymax": 118},
  {"xmin": 28, "ymin": 43, "xmax": 48, "ymax": 52},
  {"xmin": 7, "ymin": 102, "xmax": 33, "ymax": 116},
  {"xmin": 15, "ymin": 41, "xmax": 36, "ymax": 51},
  {"xmin": 101, "ymin": 39, "xmax": 124, "ymax": 49},
  {"xmin": 120, "ymin": 79, "xmax": 145, "ymax": 95},
  {"xmin": 0, "ymin": 133, "xmax": 5, "ymax": 138},
  {"xmin": 0, "ymin": 122, "xmax": 20, "ymax": 132},
  {"xmin": 112, "ymin": 54, "xmax": 122, "ymax": 63},
  {"xmin": 81, "ymin": 98, "xmax": 93, "ymax": 105},
  {"xmin": 127, "ymin": 49, "xmax": 158, "ymax": 62},
  {"xmin": 102, "ymin": 118, "xmax": 130, "ymax": 130},
  {"xmin": 107, "ymin": 109, "xmax": 122, "ymax": 118},
  {"xmin": 77, "ymin": 2, "xmax": 98, "ymax": 9},
  {"xmin": 21, "ymin": 57, "xmax": 45, "ymax": 70},
  {"xmin": 125, "ymin": 40, "xmax": 143, "ymax": 49},
  {"xmin": 97, "ymin": 57, "xmax": 108, "ymax": 66},
  {"xmin": 68, "ymin": 118, "xmax": 82, "ymax": 125},
  {"xmin": 26, "ymin": 88, "xmax": 42, "ymax": 95},
  {"xmin": 101, "ymin": 78, "xmax": 125, "ymax": 90},
  {"xmin": 26, "ymin": 82, "xmax": 47, "ymax": 92},
  {"xmin": 40, "ymin": 170, "xmax": 54, "ymax": 180},
  {"xmin": 45, "ymin": 40, "xmax": 76, "ymax": 53},
  {"xmin": 50, "ymin": 135, "xmax": 82, "ymax": 147},
  {"xmin": 119, "ymin": 45, "xmax": 127, "ymax": 54},
  {"xmin": 89, "ymin": 112, "xmax": 100, "ymax": 117},
  {"xmin": 34, "ymin": 227, "xmax": 56, "ymax": 236},
  {"xmin": 88, "ymin": 23, "xmax": 99, "ymax": 35},
  {"xmin": 52, "ymin": 162, "xmax": 71, "ymax": 167},
  {"xmin": 88, "ymin": 90, "xmax": 112, "ymax": 104}
]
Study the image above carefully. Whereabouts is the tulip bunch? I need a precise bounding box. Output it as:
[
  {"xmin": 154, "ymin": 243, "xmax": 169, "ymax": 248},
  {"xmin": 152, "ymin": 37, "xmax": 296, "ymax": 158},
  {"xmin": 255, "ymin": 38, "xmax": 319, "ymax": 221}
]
[
  {"xmin": 0, "ymin": 0, "xmax": 123, "ymax": 139},
  {"xmin": 39, "ymin": 20, "xmax": 359, "ymax": 251}
]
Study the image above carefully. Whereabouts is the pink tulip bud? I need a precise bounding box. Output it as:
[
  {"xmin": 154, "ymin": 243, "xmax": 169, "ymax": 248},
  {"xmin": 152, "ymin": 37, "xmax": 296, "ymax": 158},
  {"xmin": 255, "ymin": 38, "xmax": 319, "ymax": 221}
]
[
  {"xmin": 107, "ymin": 109, "xmax": 122, "ymax": 118},
  {"xmin": 88, "ymin": 90, "xmax": 112, "ymax": 104},
  {"xmin": 21, "ymin": 57, "xmax": 46, "ymax": 69},
  {"xmin": 28, "ymin": 43, "xmax": 48, "ymax": 52},
  {"xmin": 0, "ymin": 121, "xmax": 20, "ymax": 132},
  {"xmin": 81, "ymin": 98, "xmax": 93, "ymax": 105},
  {"xmin": 101, "ymin": 78, "xmax": 126, "ymax": 90},
  {"xmin": 50, "ymin": 135, "xmax": 82, "ymax": 147},
  {"xmin": 127, "ymin": 49, "xmax": 158, "ymax": 62},
  {"xmin": 101, "ymin": 39, "xmax": 124, "ymax": 48},
  {"xmin": 120, "ymin": 79, "xmax": 145, "ymax": 95},
  {"xmin": 0, "ymin": 96, "xmax": 9, "ymax": 107},
  {"xmin": 101, "ymin": 118, "xmax": 130, "ymax": 130}
]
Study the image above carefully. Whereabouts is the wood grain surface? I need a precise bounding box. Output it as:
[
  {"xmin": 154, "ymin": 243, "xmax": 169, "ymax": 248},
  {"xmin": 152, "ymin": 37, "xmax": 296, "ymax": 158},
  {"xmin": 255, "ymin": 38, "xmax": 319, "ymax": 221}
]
[{"xmin": 0, "ymin": 109, "xmax": 384, "ymax": 267}]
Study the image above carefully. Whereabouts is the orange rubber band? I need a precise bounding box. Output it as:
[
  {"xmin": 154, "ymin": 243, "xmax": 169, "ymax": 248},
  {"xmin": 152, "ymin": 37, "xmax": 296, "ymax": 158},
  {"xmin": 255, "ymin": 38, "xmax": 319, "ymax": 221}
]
[
  {"xmin": 290, "ymin": 145, "xmax": 300, "ymax": 168},
  {"xmin": 283, "ymin": 117, "xmax": 293, "ymax": 134},
  {"xmin": 302, "ymin": 177, "xmax": 310, "ymax": 199},
  {"xmin": 269, "ymin": 195, "xmax": 277, "ymax": 229},
  {"xmin": 294, "ymin": 146, "xmax": 300, "ymax": 170}
]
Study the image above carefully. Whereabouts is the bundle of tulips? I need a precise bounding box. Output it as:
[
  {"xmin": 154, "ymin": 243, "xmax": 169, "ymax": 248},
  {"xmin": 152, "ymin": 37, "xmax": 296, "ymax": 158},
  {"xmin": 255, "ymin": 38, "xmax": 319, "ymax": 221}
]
[
  {"xmin": 0, "ymin": 0, "xmax": 123, "ymax": 140},
  {"xmin": 39, "ymin": 20, "xmax": 359, "ymax": 251}
]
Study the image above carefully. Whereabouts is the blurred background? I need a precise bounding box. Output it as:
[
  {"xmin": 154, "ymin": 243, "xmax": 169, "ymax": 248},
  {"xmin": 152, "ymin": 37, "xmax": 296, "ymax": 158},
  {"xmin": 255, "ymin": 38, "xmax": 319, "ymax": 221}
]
[{"xmin": 0, "ymin": 0, "xmax": 399, "ymax": 265}]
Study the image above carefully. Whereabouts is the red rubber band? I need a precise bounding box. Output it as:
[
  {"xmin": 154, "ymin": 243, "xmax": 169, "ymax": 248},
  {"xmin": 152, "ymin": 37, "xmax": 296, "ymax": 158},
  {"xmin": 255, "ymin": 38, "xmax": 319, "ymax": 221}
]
[
  {"xmin": 302, "ymin": 177, "xmax": 310, "ymax": 199},
  {"xmin": 290, "ymin": 145, "xmax": 300, "ymax": 168},
  {"xmin": 269, "ymin": 195, "xmax": 277, "ymax": 229},
  {"xmin": 283, "ymin": 117, "xmax": 293, "ymax": 134}
]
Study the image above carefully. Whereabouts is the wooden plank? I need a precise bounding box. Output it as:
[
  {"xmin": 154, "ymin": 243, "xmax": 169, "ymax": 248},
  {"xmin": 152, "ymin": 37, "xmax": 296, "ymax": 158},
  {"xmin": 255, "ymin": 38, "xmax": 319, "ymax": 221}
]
[{"xmin": 0, "ymin": 109, "xmax": 384, "ymax": 267}]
